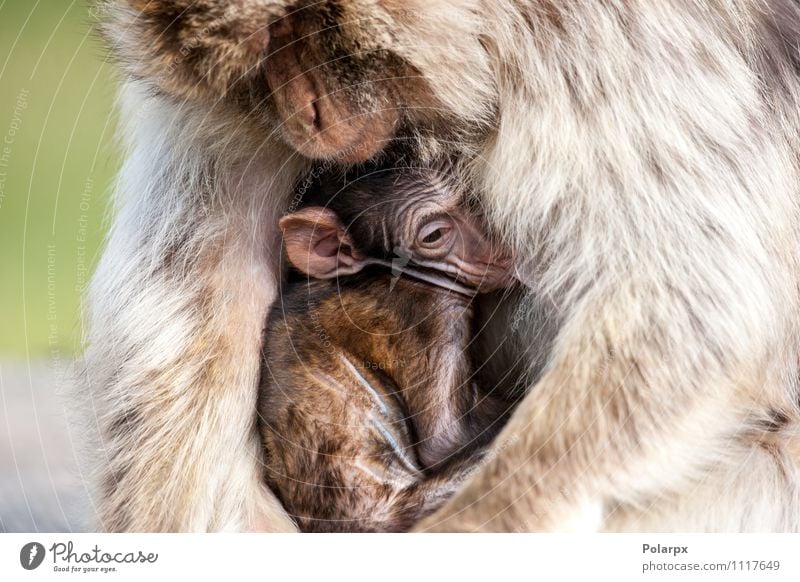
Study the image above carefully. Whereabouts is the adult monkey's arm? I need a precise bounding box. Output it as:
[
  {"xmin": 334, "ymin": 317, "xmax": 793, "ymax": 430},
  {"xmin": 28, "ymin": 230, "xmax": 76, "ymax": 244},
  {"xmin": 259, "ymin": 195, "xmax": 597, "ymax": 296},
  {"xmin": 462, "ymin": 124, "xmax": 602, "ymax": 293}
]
[
  {"xmin": 83, "ymin": 78, "xmax": 303, "ymax": 530},
  {"xmin": 416, "ymin": 0, "xmax": 800, "ymax": 531}
]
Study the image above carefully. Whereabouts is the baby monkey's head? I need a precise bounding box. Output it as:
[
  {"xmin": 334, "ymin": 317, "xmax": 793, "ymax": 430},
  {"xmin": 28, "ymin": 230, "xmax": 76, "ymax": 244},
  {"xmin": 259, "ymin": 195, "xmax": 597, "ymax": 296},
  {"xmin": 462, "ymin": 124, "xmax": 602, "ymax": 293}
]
[{"xmin": 280, "ymin": 165, "xmax": 514, "ymax": 294}]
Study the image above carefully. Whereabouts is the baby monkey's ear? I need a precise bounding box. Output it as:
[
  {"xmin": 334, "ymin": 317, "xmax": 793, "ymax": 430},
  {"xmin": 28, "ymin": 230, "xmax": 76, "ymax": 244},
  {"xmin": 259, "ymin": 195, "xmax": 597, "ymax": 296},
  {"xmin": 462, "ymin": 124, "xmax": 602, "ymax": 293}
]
[{"xmin": 279, "ymin": 207, "xmax": 368, "ymax": 279}]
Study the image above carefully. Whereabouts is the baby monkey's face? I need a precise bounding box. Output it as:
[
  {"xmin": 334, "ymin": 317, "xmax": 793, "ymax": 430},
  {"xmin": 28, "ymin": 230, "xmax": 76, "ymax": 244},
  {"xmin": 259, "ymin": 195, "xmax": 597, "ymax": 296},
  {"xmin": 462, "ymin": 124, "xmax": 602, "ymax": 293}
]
[
  {"xmin": 280, "ymin": 168, "xmax": 515, "ymax": 294},
  {"xmin": 383, "ymin": 185, "xmax": 514, "ymax": 293}
]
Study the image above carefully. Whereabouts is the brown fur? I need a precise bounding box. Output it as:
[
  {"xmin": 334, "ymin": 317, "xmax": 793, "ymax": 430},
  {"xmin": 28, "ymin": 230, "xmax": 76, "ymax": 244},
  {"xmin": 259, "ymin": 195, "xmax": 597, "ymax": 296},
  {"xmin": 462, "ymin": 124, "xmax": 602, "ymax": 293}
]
[
  {"xmin": 260, "ymin": 273, "xmax": 508, "ymax": 531},
  {"xmin": 99, "ymin": 1, "xmax": 485, "ymax": 159},
  {"xmin": 257, "ymin": 165, "xmax": 516, "ymax": 531}
]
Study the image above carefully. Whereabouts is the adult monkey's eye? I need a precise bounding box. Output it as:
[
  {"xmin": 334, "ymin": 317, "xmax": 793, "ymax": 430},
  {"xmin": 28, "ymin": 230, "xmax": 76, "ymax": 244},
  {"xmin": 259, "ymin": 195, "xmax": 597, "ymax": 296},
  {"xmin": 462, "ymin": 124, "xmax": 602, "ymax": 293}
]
[{"xmin": 417, "ymin": 219, "xmax": 453, "ymax": 248}]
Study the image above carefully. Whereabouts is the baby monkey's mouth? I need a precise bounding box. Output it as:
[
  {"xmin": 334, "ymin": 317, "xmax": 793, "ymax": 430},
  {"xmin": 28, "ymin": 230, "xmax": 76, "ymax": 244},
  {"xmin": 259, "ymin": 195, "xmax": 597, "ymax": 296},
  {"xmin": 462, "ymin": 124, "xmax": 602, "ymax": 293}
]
[{"xmin": 365, "ymin": 258, "xmax": 477, "ymax": 297}]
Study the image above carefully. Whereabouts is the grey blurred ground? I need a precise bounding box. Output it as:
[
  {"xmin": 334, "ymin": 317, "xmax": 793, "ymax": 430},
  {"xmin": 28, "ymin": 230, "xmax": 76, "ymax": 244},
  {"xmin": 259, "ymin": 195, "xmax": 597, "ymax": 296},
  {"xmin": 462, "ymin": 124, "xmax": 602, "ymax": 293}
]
[{"xmin": 0, "ymin": 361, "xmax": 92, "ymax": 532}]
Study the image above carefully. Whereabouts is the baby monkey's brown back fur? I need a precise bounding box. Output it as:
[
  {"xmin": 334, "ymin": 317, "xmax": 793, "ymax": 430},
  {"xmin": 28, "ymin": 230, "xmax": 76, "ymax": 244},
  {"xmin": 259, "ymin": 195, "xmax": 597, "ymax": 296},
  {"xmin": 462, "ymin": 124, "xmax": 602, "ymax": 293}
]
[{"xmin": 260, "ymin": 272, "xmax": 509, "ymax": 532}]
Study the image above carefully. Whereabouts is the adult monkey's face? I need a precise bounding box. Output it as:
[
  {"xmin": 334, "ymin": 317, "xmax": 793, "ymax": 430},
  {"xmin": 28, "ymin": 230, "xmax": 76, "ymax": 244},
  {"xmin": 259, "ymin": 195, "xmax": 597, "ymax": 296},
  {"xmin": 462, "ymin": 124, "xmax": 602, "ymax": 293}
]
[
  {"xmin": 102, "ymin": 0, "xmax": 495, "ymax": 162},
  {"xmin": 263, "ymin": 6, "xmax": 403, "ymax": 162}
]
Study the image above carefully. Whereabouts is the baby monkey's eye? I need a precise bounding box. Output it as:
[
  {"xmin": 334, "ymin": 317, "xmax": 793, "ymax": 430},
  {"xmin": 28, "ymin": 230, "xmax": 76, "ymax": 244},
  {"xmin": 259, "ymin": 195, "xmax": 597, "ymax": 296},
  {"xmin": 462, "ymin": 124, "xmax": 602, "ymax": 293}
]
[
  {"xmin": 417, "ymin": 220, "xmax": 453, "ymax": 248},
  {"xmin": 423, "ymin": 229, "xmax": 445, "ymax": 243}
]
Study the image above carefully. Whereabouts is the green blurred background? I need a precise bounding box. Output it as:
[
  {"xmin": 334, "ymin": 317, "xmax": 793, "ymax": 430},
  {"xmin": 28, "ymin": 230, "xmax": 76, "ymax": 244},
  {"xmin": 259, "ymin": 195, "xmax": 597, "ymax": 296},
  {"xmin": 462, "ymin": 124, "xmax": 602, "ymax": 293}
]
[
  {"xmin": 0, "ymin": 0, "xmax": 118, "ymax": 358},
  {"xmin": 1, "ymin": 1, "xmax": 118, "ymax": 532}
]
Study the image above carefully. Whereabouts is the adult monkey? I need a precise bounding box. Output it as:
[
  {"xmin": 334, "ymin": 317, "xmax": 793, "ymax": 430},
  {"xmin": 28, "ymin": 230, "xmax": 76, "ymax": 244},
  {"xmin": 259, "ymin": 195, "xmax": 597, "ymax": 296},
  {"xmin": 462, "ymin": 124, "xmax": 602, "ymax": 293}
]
[{"xmin": 86, "ymin": 0, "xmax": 800, "ymax": 531}]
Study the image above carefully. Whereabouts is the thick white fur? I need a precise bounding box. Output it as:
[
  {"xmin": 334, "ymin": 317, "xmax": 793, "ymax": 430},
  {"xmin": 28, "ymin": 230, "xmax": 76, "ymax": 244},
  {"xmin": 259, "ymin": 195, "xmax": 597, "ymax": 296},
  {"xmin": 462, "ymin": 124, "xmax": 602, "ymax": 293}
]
[
  {"xmin": 83, "ymin": 80, "xmax": 304, "ymax": 531},
  {"xmin": 415, "ymin": 0, "xmax": 800, "ymax": 531}
]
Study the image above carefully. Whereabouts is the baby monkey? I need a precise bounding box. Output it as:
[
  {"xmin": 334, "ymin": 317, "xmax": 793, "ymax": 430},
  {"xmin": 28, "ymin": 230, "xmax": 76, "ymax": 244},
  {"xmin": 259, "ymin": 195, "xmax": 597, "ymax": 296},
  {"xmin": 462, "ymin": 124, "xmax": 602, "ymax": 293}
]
[{"xmin": 258, "ymin": 165, "xmax": 517, "ymax": 532}]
